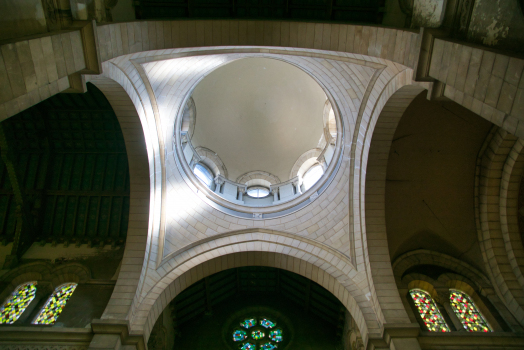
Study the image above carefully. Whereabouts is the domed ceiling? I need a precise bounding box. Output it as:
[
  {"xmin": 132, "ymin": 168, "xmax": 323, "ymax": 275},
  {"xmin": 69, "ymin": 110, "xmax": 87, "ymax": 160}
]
[{"xmin": 190, "ymin": 57, "xmax": 326, "ymax": 182}]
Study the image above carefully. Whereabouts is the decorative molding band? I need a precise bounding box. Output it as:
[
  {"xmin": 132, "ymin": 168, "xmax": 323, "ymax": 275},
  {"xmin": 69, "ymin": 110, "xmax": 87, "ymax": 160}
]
[{"xmin": 90, "ymin": 319, "xmax": 145, "ymax": 350}]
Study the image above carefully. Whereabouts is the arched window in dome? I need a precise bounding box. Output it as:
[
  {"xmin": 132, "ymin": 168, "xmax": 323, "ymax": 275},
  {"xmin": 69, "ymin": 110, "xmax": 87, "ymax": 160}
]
[
  {"xmin": 246, "ymin": 186, "xmax": 270, "ymax": 198},
  {"xmin": 33, "ymin": 283, "xmax": 77, "ymax": 324},
  {"xmin": 302, "ymin": 164, "xmax": 324, "ymax": 191},
  {"xmin": 193, "ymin": 163, "xmax": 214, "ymax": 188},
  {"xmin": 409, "ymin": 289, "xmax": 450, "ymax": 332},
  {"xmin": 0, "ymin": 282, "xmax": 37, "ymax": 324},
  {"xmin": 449, "ymin": 289, "xmax": 492, "ymax": 332}
]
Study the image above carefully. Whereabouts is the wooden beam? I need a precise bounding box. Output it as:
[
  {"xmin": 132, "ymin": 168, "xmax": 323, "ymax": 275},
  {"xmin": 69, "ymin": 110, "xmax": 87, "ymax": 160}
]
[
  {"xmin": 204, "ymin": 277, "xmax": 213, "ymax": 313},
  {"xmin": 0, "ymin": 124, "xmax": 36, "ymax": 267}
]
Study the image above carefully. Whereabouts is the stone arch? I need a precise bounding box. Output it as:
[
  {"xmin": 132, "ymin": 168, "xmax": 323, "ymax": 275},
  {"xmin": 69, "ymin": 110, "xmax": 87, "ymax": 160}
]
[
  {"xmin": 194, "ymin": 146, "xmax": 229, "ymax": 179},
  {"xmin": 289, "ymin": 148, "xmax": 323, "ymax": 179},
  {"xmin": 362, "ymin": 84, "xmax": 427, "ymax": 324},
  {"xmin": 236, "ymin": 170, "xmax": 281, "ymax": 185},
  {"xmin": 475, "ymin": 126, "xmax": 524, "ymax": 329},
  {"xmin": 181, "ymin": 97, "xmax": 196, "ymax": 140},
  {"xmin": 84, "ymin": 41, "xmax": 429, "ymax": 342},
  {"xmin": 322, "ymin": 99, "xmax": 336, "ymax": 144},
  {"xmin": 392, "ymin": 249, "xmax": 491, "ymax": 289},
  {"xmin": 88, "ymin": 77, "xmax": 154, "ymax": 321},
  {"xmin": 407, "ymin": 280, "xmax": 439, "ymax": 299},
  {"xmin": 129, "ymin": 229, "xmax": 382, "ymax": 345}
]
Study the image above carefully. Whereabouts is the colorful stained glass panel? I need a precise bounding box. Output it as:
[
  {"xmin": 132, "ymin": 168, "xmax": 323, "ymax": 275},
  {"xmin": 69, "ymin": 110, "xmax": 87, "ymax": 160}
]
[
  {"xmin": 269, "ymin": 329, "xmax": 283, "ymax": 342},
  {"xmin": 239, "ymin": 342, "xmax": 255, "ymax": 350},
  {"xmin": 450, "ymin": 289, "xmax": 492, "ymax": 332},
  {"xmin": 240, "ymin": 318, "xmax": 256, "ymax": 329},
  {"xmin": 409, "ymin": 289, "xmax": 450, "ymax": 332},
  {"xmin": 251, "ymin": 330, "xmax": 265, "ymax": 340},
  {"xmin": 233, "ymin": 330, "xmax": 247, "ymax": 341},
  {"xmin": 260, "ymin": 318, "xmax": 276, "ymax": 328},
  {"xmin": 260, "ymin": 343, "xmax": 277, "ymax": 350},
  {"xmin": 33, "ymin": 283, "xmax": 77, "ymax": 324},
  {"xmin": 0, "ymin": 282, "xmax": 37, "ymax": 324}
]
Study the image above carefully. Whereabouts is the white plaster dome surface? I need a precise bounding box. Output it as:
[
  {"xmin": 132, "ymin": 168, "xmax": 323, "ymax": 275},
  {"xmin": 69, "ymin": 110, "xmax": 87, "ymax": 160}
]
[{"xmin": 190, "ymin": 57, "xmax": 327, "ymax": 182}]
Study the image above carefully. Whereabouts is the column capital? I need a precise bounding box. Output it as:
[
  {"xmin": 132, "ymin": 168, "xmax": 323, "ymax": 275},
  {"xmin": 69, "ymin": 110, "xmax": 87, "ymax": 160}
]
[{"xmin": 214, "ymin": 176, "xmax": 225, "ymax": 186}]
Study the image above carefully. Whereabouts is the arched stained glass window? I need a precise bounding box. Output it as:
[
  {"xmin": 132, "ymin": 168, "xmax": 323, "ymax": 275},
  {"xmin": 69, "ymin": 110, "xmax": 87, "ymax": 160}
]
[
  {"xmin": 0, "ymin": 282, "xmax": 37, "ymax": 324},
  {"xmin": 33, "ymin": 283, "xmax": 77, "ymax": 324},
  {"xmin": 409, "ymin": 289, "xmax": 450, "ymax": 332},
  {"xmin": 450, "ymin": 289, "xmax": 492, "ymax": 332}
]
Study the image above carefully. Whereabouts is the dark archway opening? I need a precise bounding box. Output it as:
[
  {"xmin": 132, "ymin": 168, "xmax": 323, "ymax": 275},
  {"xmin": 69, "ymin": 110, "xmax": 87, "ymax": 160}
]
[{"xmin": 148, "ymin": 266, "xmax": 356, "ymax": 350}]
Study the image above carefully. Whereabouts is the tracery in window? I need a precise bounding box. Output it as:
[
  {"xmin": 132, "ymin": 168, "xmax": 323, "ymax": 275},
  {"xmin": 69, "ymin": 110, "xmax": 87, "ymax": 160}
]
[
  {"xmin": 260, "ymin": 318, "xmax": 276, "ymax": 328},
  {"xmin": 33, "ymin": 283, "xmax": 77, "ymax": 324},
  {"xmin": 233, "ymin": 329, "xmax": 248, "ymax": 341},
  {"xmin": 233, "ymin": 317, "xmax": 282, "ymax": 349},
  {"xmin": 449, "ymin": 289, "xmax": 492, "ymax": 332},
  {"xmin": 409, "ymin": 289, "xmax": 450, "ymax": 332},
  {"xmin": 0, "ymin": 282, "xmax": 37, "ymax": 324},
  {"xmin": 269, "ymin": 329, "xmax": 283, "ymax": 342},
  {"xmin": 193, "ymin": 163, "xmax": 214, "ymax": 188},
  {"xmin": 240, "ymin": 318, "xmax": 256, "ymax": 329},
  {"xmin": 251, "ymin": 330, "xmax": 265, "ymax": 340}
]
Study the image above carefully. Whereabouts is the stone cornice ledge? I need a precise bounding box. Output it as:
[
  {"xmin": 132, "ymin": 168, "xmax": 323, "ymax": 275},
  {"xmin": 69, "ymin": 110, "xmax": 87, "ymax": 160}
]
[
  {"xmin": 0, "ymin": 326, "xmax": 92, "ymax": 344},
  {"xmin": 418, "ymin": 332, "xmax": 524, "ymax": 349},
  {"xmin": 367, "ymin": 323, "xmax": 524, "ymax": 350},
  {"xmin": 367, "ymin": 323, "xmax": 420, "ymax": 350},
  {"xmin": 91, "ymin": 319, "xmax": 145, "ymax": 350}
]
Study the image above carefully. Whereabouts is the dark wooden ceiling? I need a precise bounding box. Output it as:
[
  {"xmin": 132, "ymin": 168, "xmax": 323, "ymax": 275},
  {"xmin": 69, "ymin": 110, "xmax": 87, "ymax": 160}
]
[
  {"xmin": 135, "ymin": 0, "xmax": 384, "ymax": 24},
  {"xmin": 171, "ymin": 266, "xmax": 345, "ymax": 329},
  {"xmin": 0, "ymin": 83, "xmax": 130, "ymax": 265}
]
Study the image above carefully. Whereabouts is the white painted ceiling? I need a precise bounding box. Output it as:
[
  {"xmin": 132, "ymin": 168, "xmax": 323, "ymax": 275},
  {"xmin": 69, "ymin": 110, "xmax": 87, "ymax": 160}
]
[{"xmin": 191, "ymin": 57, "xmax": 326, "ymax": 181}]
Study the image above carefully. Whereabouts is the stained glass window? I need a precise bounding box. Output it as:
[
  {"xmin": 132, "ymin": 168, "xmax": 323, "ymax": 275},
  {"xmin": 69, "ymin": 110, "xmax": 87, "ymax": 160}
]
[
  {"xmin": 240, "ymin": 343, "xmax": 255, "ymax": 350},
  {"xmin": 251, "ymin": 330, "xmax": 265, "ymax": 340},
  {"xmin": 0, "ymin": 282, "xmax": 37, "ymax": 324},
  {"xmin": 269, "ymin": 329, "xmax": 283, "ymax": 342},
  {"xmin": 234, "ymin": 317, "xmax": 281, "ymax": 349},
  {"xmin": 240, "ymin": 318, "xmax": 256, "ymax": 329},
  {"xmin": 260, "ymin": 318, "xmax": 276, "ymax": 328},
  {"xmin": 33, "ymin": 283, "xmax": 77, "ymax": 324},
  {"xmin": 233, "ymin": 330, "xmax": 247, "ymax": 341},
  {"xmin": 449, "ymin": 289, "xmax": 492, "ymax": 332},
  {"xmin": 409, "ymin": 289, "xmax": 450, "ymax": 332}
]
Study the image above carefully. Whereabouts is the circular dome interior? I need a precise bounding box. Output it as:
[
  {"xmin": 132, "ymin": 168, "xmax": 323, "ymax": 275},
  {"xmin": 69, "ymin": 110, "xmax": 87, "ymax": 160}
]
[
  {"xmin": 190, "ymin": 57, "xmax": 326, "ymax": 181},
  {"xmin": 179, "ymin": 57, "xmax": 339, "ymax": 210}
]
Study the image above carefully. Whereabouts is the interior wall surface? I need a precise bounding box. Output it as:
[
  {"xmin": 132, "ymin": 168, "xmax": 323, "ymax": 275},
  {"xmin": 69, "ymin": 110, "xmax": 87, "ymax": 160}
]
[
  {"xmin": 385, "ymin": 93, "xmax": 493, "ymax": 271},
  {"xmin": 81, "ymin": 20, "xmax": 436, "ymax": 347},
  {"xmin": 85, "ymin": 35, "xmax": 432, "ymax": 345}
]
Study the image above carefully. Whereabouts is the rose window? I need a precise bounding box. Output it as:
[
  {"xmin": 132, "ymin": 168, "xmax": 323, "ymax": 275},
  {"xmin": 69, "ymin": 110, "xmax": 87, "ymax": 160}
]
[{"xmin": 232, "ymin": 317, "xmax": 283, "ymax": 349}]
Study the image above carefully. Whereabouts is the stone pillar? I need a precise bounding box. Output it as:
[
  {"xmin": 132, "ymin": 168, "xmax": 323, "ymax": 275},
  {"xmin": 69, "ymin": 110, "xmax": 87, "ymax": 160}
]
[
  {"xmin": 368, "ymin": 324, "xmax": 421, "ymax": 350},
  {"xmin": 214, "ymin": 177, "xmax": 224, "ymax": 194},
  {"xmin": 318, "ymin": 156, "xmax": 327, "ymax": 171},
  {"xmin": 271, "ymin": 187, "xmax": 279, "ymax": 202},
  {"xmin": 292, "ymin": 179, "xmax": 302, "ymax": 195},
  {"xmin": 89, "ymin": 320, "xmax": 145, "ymax": 350},
  {"xmin": 238, "ymin": 187, "xmax": 245, "ymax": 201},
  {"xmin": 437, "ymin": 290, "xmax": 465, "ymax": 331}
]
